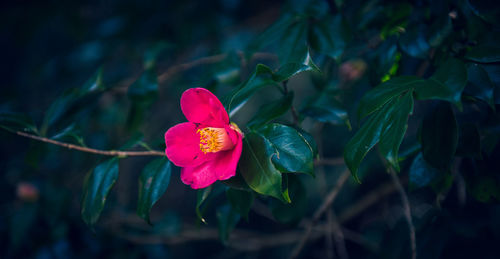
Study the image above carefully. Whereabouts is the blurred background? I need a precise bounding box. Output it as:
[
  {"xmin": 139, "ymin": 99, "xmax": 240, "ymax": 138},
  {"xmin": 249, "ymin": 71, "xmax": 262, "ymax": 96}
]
[{"xmin": 1, "ymin": 0, "xmax": 500, "ymax": 258}]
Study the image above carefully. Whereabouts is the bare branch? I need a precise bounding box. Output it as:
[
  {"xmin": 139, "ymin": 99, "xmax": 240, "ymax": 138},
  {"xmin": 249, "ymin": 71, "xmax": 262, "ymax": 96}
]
[{"xmin": 15, "ymin": 131, "xmax": 165, "ymax": 157}]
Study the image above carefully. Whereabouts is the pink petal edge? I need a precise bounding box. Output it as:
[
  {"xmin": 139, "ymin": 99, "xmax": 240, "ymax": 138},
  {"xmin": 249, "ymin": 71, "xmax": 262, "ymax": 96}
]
[{"xmin": 180, "ymin": 88, "xmax": 229, "ymax": 127}]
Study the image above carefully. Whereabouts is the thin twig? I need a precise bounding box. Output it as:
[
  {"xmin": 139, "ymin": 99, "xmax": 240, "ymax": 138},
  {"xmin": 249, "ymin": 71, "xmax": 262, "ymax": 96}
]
[
  {"xmin": 330, "ymin": 210, "xmax": 349, "ymax": 259},
  {"xmin": 290, "ymin": 168, "xmax": 351, "ymax": 259},
  {"xmin": 314, "ymin": 157, "xmax": 345, "ymax": 166},
  {"xmin": 15, "ymin": 131, "xmax": 165, "ymax": 157},
  {"xmin": 388, "ymin": 168, "xmax": 416, "ymax": 259}
]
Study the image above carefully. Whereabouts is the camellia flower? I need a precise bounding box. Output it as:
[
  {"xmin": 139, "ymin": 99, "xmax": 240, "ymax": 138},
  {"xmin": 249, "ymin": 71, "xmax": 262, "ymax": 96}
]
[{"xmin": 164, "ymin": 88, "xmax": 243, "ymax": 189}]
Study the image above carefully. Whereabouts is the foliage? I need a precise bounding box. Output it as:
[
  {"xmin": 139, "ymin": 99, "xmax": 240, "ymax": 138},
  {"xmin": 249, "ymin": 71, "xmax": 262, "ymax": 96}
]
[{"xmin": 1, "ymin": 0, "xmax": 500, "ymax": 258}]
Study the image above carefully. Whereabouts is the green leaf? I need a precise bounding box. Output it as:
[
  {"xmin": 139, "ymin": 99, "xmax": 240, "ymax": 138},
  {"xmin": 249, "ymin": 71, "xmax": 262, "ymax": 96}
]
[
  {"xmin": 226, "ymin": 188, "xmax": 254, "ymax": 219},
  {"xmin": 308, "ymin": 14, "xmax": 351, "ymax": 60},
  {"xmin": 465, "ymin": 63, "xmax": 495, "ymax": 109},
  {"xmin": 272, "ymin": 59, "xmax": 319, "ymax": 83},
  {"xmin": 358, "ymin": 76, "xmax": 423, "ymax": 119},
  {"xmin": 269, "ymin": 175, "xmax": 307, "ymax": 224},
  {"xmin": 0, "ymin": 112, "xmax": 38, "ymax": 134},
  {"xmin": 239, "ymin": 132, "xmax": 290, "ymax": 203},
  {"xmin": 137, "ymin": 158, "xmax": 172, "ymax": 224},
  {"xmin": 81, "ymin": 158, "xmax": 119, "ymax": 226},
  {"xmin": 257, "ymin": 123, "xmax": 314, "ymax": 176},
  {"xmin": 216, "ymin": 204, "xmax": 240, "ymax": 245},
  {"xmin": 279, "ymin": 17, "xmax": 309, "ymax": 64},
  {"xmin": 247, "ymin": 92, "xmax": 293, "ymax": 129},
  {"xmin": 50, "ymin": 123, "xmax": 85, "ymax": 146},
  {"xmin": 420, "ymin": 103, "xmax": 458, "ymax": 172},
  {"xmin": 295, "ymin": 127, "xmax": 319, "ymax": 158},
  {"xmin": 344, "ymin": 98, "xmax": 397, "ymax": 182},
  {"xmin": 224, "ymin": 64, "xmax": 277, "ymax": 116},
  {"xmin": 409, "ymin": 153, "xmax": 440, "ymax": 191},
  {"xmin": 415, "ymin": 59, "xmax": 467, "ymax": 110},
  {"xmin": 196, "ymin": 186, "xmax": 212, "ymax": 224},
  {"xmin": 465, "ymin": 45, "xmax": 500, "ymax": 63},
  {"xmin": 81, "ymin": 67, "xmax": 105, "ymax": 93},
  {"xmin": 222, "ymin": 171, "xmax": 251, "ymax": 191},
  {"xmin": 379, "ymin": 91, "xmax": 414, "ymax": 171}
]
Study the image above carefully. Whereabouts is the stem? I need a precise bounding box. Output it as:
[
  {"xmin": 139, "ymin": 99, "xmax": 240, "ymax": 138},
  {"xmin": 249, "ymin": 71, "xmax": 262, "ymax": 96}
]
[
  {"xmin": 15, "ymin": 131, "xmax": 165, "ymax": 157},
  {"xmin": 290, "ymin": 168, "xmax": 351, "ymax": 259},
  {"xmin": 282, "ymin": 80, "xmax": 300, "ymax": 126}
]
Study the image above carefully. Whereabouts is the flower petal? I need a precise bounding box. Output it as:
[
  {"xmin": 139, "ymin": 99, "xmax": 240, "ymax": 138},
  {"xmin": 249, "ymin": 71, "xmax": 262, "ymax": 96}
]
[
  {"xmin": 180, "ymin": 129, "xmax": 243, "ymax": 189},
  {"xmin": 181, "ymin": 88, "xmax": 229, "ymax": 127},
  {"xmin": 165, "ymin": 122, "xmax": 215, "ymax": 167}
]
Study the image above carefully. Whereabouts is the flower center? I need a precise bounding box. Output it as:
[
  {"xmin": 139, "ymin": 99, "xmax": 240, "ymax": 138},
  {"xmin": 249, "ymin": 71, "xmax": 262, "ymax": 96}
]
[{"xmin": 197, "ymin": 127, "xmax": 234, "ymax": 154}]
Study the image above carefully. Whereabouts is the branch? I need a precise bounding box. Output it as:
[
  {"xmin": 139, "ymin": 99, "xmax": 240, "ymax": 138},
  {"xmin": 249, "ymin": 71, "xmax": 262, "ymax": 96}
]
[
  {"xmin": 314, "ymin": 157, "xmax": 344, "ymax": 166},
  {"xmin": 290, "ymin": 168, "xmax": 351, "ymax": 259},
  {"xmin": 15, "ymin": 131, "xmax": 165, "ymax": 157},
  {"xmin": 388, "ymin": 168, "xmax": 416, "ymax": 259}
]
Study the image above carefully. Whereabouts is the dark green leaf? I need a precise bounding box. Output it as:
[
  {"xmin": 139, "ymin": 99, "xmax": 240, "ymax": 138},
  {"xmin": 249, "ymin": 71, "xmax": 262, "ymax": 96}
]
[
  {"xmin": 466, "ymin": 0, "xmax": 500, "ymax": 26},
  {"xmin": 224, "ymin": 64, "xmax": 277, "ymax": 116},
  {"xmin": 226, "ymin": 188, "xmax": 254, "ymax": 219},
  {"xmin": 137, "ymin": 158, "xmax": 172, "ymax": 224},
  {"xmin": 428, "ymin": 17, "xmax": 452, "ymax": 48},
  {"xmin": 465, "ymin": 63, "xmax": 495, "ymax": 109},
  {"xmin": 456, "ymin": 124, "xmax": 482, "ymax": 159},
  {"xmin": 308, "ymin": 14, "xmax": 351, "ymax": 60},
  {"xmin": 258, "ymin": 123, "xmax": 314, "ymax": 176},
  {"xmin": 239, "ymin": 132, "xmax": 290, "ymax": 203},
  {"xmin": 302, "ymin": 91, "xmax": 350, "ymax": 126},
  {"xmin": 81, "ymin": 67, "xmax": 105, "ymax": 93},
  {"xmin": 421, "ymin": 103, "xmax": 458, "ymax": 171},
  {"xmin": 222, "ymin": 171, "xmax": 251, "ymax": 191},
  {"xmin": 468, "ymin": 176, "xmax": 500, "ymax": 203},
  {"xmin": 247, "ymin": 92, "xmax": 293, "ymax": 128},
  {"xmin": 216, "ymin": 204, "xmax": 240, "ymax": 245},
  {"xmin": 379, "ymin": 91, "xmax": 414, "ymax": 171},
  {"xmin": 279, "ymin": 18, "xmax": 309, "ymax": 64},
  {"xmin": 50, "ymin": 123, "xmax": 85, "ymax": 146},
  {"xmin": 358, "ymin": 76, "xmax": 422, "ymax": 119},
  {"xmin": 0, "ymin": 112, "xmax": 38, "ymax": 134},
  {"xmin": 409, "ymin": 153, "xmax": 440, "ymax": 191},
  {"xmin": 415, "ymin": 59, "xmax": 467, "ymax": 109},
  {"xmin": 269, "ymin": 175, "xmax": 307, "ymax": 224},
  {"xmin": 196, "ymin": 186, "xmax": 212, "ymax": 224},
  {"xmin": 272, "ymin": 59, "xmax": 319, "ymax": 83},
  {"xmin": 399, "ymin": 26, "xmax": 430, "ymax": 59},
  {"xmin": 344, "ymin": 98, "xmax": 397, "ymax": 182},
  {"xmin": 127, "ymin": 68, "xmax": 158, "ymax": 100},
  {"xmin": 81, "ymin": 158, "xmax": 119, "ymax": 226},
  {"xmin": 295, "ymin": 127, "xmax": 318, "ymax": 158},
  {"xmin": 465, "ymin": 45, "xmax": 500, "ymax": 63}
]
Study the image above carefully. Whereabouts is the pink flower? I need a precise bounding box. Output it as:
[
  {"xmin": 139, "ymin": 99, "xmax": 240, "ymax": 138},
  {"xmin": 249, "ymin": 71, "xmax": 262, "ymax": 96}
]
[{"xmin": 164, "ymin": 88, "xmax": 243, "ymax": 189}]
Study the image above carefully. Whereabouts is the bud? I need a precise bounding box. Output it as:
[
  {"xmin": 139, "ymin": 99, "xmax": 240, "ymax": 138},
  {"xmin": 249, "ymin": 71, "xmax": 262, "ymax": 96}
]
[
  {"xmin": 339, "ymin": 59, "xmax": 367, "ymax": 82},
  {"xmin": 16, "ymin": 182, "xmax": 39, "ymax": 202}
]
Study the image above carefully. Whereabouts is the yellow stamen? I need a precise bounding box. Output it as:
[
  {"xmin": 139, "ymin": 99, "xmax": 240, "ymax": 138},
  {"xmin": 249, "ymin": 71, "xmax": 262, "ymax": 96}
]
[{"xmin": 197, "ymin": 127, "xmax": 234, "ymax": 154}]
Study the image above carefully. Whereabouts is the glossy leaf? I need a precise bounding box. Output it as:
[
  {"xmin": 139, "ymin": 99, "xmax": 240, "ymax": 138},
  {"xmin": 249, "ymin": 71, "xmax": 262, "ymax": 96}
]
[
  {"xmin": 137, "ymin": 158, "xmax": 172, "ymax": 224},
  {"xmin": 302, "ymin": 91, "xmax": 350, "ymax": 126},
  {"xmin": 409, "ymin": 153, "xmax": 440, "ymax": 191},
  {"xmin": 226, "ymin": 188, "xmax": 254, "ymax": 219},
  {"xmin": 257, "ymin": 123, "xmax": 314, "ymax": 176},
  {"xmin": 415, "ymin": 59, "xmax": 467, "ymax": 109},
  {"xmin": 421, "ymin": 103, "xmax": 458, "ymax": 171},
  {"xmin": 269, "ymin": 175, "xmax": 307, "ymax": 224},
  {"xmin": 216, "ymin": 204, "xmax": 240, "ymax": 245},
  {"xmin": 81, "ymin": 158, "xmax": 119, "ymax": 226},
  {"xmin": 379, "ymin": 91, "xmax": 414, "ymax": 171},
  {"xmin": 344, "ymin": 98, "xmax": 397, "ymax": 182},
  {"xmin": 358, "ymin": 76, "xmax": 422, "ymax": 119},
  {"xmin": 239, "ymin": 132, "xmax": 290, "ymax": 203},
  {"xmin": 465, "ymin": 63, "xmax": 495, "ymax": 109},
  {"xmin": 247, "ymin": 92, "xmax": 293, "ymax": 128},
  {"xmin": 465, "ymin": 45, "xmax": 500, "ymax": 63},
  {"xmin": 81, "ymin": 67, "xmax": 105, "ymax": 93},
  {"xmin": 224, "ymin": 64, "xmax": 276, "ymax": 116},
  {"xmin": 279, "ymin": 17, "xmax": 309, "ymax": 64}
]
